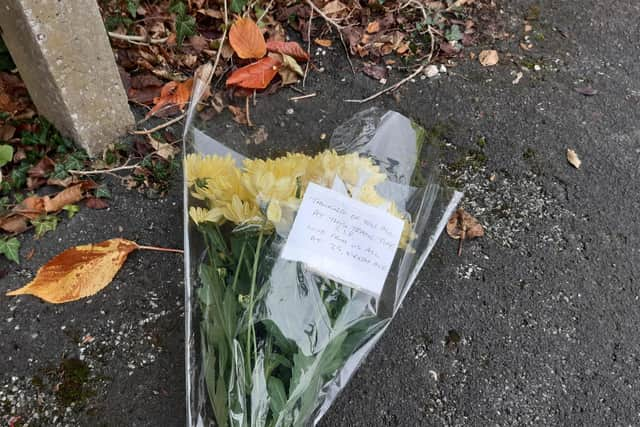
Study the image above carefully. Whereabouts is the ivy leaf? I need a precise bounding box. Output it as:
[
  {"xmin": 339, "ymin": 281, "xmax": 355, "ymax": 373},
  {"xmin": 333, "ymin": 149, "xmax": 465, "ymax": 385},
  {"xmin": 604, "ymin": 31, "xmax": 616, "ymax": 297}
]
[
  {"xmin": 175, "ymin": 13, "xmax": 196, "ymax": 48},
  {"xmin": 445, "ymin": 24, "xmax": 463, "ymax": 42},
  {"xmin": 95, "ymin": 186, "xmax": 112, "ymax": 199},
  {"xmin": 0, "ymin": 237, "xmax": 20, "ymax": 264},
  {"xmin": 230, "ymin": 0, "xmax": 248, "ymax": 14},
  {"xmin": 63, "ymin": 204, "xmax": 80, "ymax": 218},
  {"xmin": 0, "ymin": 145, "xmax": 13, "ymax": 167},
  {"xmin": 127, "ymin": 0, "xmax": 139, "ymax": 18},
  {"xmin": 32, "ymin": 215, "xmax": 59, "ymax": 239}
]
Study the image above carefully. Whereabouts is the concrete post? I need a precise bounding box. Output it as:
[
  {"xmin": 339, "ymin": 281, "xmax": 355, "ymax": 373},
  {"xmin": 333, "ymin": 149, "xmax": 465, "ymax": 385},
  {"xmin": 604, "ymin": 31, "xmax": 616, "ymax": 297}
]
[{"xmin": 0, "ymin": 0, "xmax": 135, "ymax": 157}]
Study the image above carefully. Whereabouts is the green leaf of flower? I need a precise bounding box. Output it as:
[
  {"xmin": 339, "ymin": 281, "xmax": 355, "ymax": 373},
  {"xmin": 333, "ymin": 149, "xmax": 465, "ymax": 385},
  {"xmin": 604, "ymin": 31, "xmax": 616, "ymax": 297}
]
[{"xmin": 0, "ymin": 237, "xmax": 20, "ymax": 264}]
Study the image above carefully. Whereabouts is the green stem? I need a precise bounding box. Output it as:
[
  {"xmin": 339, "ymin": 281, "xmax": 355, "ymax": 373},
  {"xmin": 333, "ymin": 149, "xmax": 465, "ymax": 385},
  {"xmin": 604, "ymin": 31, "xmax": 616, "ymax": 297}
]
[
  {"xmin": 231, "ymin": 241, "xmax": 246, "ymax": 292},
  {"xmin": 245, "ymin": 227, "xmax": 265, "ymax": 377}
]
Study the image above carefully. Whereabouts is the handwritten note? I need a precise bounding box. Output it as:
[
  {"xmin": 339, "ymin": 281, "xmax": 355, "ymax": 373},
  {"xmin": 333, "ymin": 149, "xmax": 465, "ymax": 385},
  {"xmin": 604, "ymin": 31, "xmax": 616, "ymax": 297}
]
[{"xmin": 280, "ymin": 183, "xmax": 404, "ymax": 297}]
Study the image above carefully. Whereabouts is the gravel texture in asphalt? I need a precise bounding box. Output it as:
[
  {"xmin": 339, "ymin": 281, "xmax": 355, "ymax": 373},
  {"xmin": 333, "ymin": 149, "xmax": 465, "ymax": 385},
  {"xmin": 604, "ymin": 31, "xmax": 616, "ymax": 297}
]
[{"xmin": 1, "ymin": 0, "xmax": 639, "ymax": 425}]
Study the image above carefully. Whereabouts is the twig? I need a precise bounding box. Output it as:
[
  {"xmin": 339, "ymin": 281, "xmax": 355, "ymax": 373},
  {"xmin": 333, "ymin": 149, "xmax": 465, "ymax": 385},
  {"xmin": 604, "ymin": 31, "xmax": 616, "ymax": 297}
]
[
  {"xmin": 245, "ymin": 96, "xmax": 253, "ymax": 127},
  {"xmin": 131, "ymin": 113, "xmax": 186, "ymax": 135},
  {"xmin": 303, "ymin": 7, "xmax": 314, "ymax": 88},
  {"xmin": 344, "ymin": 26, "xmax": 436, "ymax": 104},
  {"xmin": 305, "ymin": 0, "xmax": 343, "ymax": 29},
  {"xmin": 344, "ymin": 65, "xmax": 425, "ymax": 103},
  {"xmin": 211, "ymin": 0, "xmax": 229, "ymax": 82},
  {"xmin": 136, "ymin": 244, "xmax": 184, "ymax": 254},
  {"xmin": 108, "ymin": 32, "xmax": 168, "ymax": 45},
  {"xmin": 256, "ymin": 0, "xmax": 274, "ymax": 24},
  {"xmin": 305, "ymin": 0, "xmax": 355, "ymax": 74},
  {"xmin": 68, "ymin": 164, "xmax": 139, "ymax": 176},
  {"xmin": 289, "ymin": 93, "xmax": 317, "ymax": 101}
]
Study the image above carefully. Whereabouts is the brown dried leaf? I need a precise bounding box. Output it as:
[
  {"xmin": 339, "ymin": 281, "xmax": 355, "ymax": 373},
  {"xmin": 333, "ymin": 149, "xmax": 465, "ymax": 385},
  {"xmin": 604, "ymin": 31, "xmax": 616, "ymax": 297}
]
[
  {"xmin": 0, "ymin": 215, "xmax": 28, "ymax": 234},
  {"xmin": 314, "ymin": 39, "xmax": 333, "ymax": 47},
  {"xmin": 567, "ymin": 149, "xmax": 581, "ymax": 169},
  {"xmin": 5, "ymin": 238, "xmax": 139, "ymax": 303},
  {"xmin": 265, "ymin": 41, "xmax": 310, "ymax": 62},
  {"xmin": 447, "ymin": 208, "xmax": 484, "ymax": 255},
  {"xmin": 479, "ymin": 49, "xmax": 499, "ymax": 66},
  {"xmin": 43, "ymin": 184, "xmax": 84, "ymax": 213},
  {"xmin": 322, "ymin": 0, "xmax": 347, "ymax": 15},
  {"xmin": 366, "ymin": 21, "xmax": 381, "ymax": 34},
  {"xmin": 85, "ymin": 197, "xmax": 109, "ymax": 210},
  {"xmin": 228, "ymin": 105, "xmax": 248, "ymax": 125},
  {"xmin": 14, "ymin": 196, "xmax": 46, "ymax": 219}
]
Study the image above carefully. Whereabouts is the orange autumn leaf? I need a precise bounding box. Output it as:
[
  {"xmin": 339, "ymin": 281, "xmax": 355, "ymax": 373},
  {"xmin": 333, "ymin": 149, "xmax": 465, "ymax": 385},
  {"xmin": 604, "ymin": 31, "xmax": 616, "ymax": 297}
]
[
  {"xmin": 146, "ymin": 78, "xmax": 193, "ymax": 118},
  {"xmin": 229, "ymin": 17, "xmax": 267, "ymax": 59},
  {"xmin": 265, "ymin": 41, "xmax": 310, "ymax": 62},
  {"xmin": 5, "ymin": 238, "xmax": 139, "ymax": 304},
  {"xmin": 314, "ymin": 38, "xmax": 333, "ymax": 48},
  {"xmin": 226, "ymin": 56, "xmax": 282, "ymax": 89}
]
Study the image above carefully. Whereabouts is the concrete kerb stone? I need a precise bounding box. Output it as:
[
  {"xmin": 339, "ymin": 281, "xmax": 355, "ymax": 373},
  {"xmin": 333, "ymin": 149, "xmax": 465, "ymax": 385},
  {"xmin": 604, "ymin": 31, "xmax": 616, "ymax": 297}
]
[{"xmin": 0, "ymin": 0, "xmax": 134, "ymax": 157}]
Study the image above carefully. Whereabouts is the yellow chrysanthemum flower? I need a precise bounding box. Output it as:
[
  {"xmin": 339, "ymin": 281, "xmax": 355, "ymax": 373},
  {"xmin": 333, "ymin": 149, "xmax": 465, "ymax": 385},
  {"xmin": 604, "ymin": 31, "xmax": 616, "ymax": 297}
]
[
  {"xmin": 218, "ymin": 195, "xmax": 261, "ymax": 224},
  {"xmin": 243, "ymin": 153, "xmax": 307, "ymax": 203},
  {"xmin": 184, "ymin": 153, "xmax": 238, "ymax": 187},
  {"xmin": 189, "ymin": 206, "xmax": 223, "ymax": 225}
]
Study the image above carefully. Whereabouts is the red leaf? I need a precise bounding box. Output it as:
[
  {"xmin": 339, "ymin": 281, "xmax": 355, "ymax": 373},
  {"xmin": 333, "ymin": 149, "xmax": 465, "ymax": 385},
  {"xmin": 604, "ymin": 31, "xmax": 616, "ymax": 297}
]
[
  {"xmin": 226, "ymin": 57, "xmax": 282, "ymax": 90},
  {"xmin": 265, "ymin": 41, "xmax": 309, "ymax": 62},
  {"xmin": 85, "ymin": 197, "xmax": 109, "ymax": 210},
  {"xmin": 146, "ymin": 78, "xmax": 193, "ymax": 119}
]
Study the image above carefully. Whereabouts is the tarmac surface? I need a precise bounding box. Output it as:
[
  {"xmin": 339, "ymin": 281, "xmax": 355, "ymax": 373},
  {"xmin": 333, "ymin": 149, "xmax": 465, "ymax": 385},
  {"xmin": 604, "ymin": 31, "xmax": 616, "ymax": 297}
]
[{"xmin": 1, "ymin": 0, "xmax": 640, "ymax": 425}]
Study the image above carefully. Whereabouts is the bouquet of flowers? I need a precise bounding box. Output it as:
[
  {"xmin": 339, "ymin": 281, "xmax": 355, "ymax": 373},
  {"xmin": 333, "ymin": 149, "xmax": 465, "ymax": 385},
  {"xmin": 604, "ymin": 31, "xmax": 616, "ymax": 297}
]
[{"xmin": 183, "ymin": 75, "xmax": 461, "ymax": 427}]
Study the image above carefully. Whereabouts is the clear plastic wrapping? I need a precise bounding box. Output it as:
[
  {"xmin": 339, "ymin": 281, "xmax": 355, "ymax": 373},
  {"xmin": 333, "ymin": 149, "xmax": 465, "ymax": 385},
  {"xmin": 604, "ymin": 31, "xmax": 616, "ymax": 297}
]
[{"xmin": 183, "ymin": 90, "xmax": 462, "ymax": 426}]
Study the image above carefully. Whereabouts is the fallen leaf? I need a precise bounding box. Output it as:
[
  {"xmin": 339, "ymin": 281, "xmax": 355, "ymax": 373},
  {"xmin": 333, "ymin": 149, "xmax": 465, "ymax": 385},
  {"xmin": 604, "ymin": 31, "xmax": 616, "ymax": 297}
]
[
  {"xmin": 228, "ymin": 105, "xmax": 248, "ymax": 125},
  {"xmin": 28, "ymin": 157, "xmax": 55, "ymax": 178},
  {"xmin": 479, "ymin": 49, "xmax": 499, "ymax": 66},
  {"xmin": 229, "ymin": 17, "xmax": 267, "ymax": 59},
  {"xmin": 362, "ymin": 63, "xmax": 388, "ymax": 81},
  {"xmin": 322, "ymin": 0, "xmax": 347, "ymax": 15},
  {"xmin": 245, "ymin": 126, "xmax": 268, "ymax": 145},
  {"xmin": 575, "ymin": 86, "xmax": 598, "ymax": 96},
  {"xmin": 0, "ymin": 124, "xmax": 16, "ymax": 141},
  {"xmin": 524, "ymin": 23, "xmax": 533, "ymax": 32},
  {"xmin": 5, "ymin": 238, "xmax": 139, "ymax": 303},
  {"xmin": 14, "ymin": 196, "xmax": 46, "ymax": 219},
  {"xmin": 226, "ymin": 56, "xmax": 282, "ymax": 89},
  {"xmin": 447, "ymin": 208, "xmax": 484, "ymax": 256},
  {"xmin": 85, "ymin": 197, "xmax": 109, "ymax": 210},
  {"xmin": 148, "ymin": 135, "xmax": 177, "ymax": 159},
  {"xmin": 314, "ymin": 39, "xmax": 333, "ymax": 47},
  {"xmin": 567, "ymin": 149, "xmax": 581, "ymax": 169},
  {"xmin": 265, "ymin": 41, "xmax": 310, "ymax": 62},
  {"xmin": 146, "ymin": 78, "xmax": 193, "ymax": 118},
  {"xmin": 512, "ymin": 71, "xmax": 524, "ymax": 84},
  {"xmin": 0, "ymin": 215, "xmax": 28, "ymax": 234},
  {"xmin": 43, "ymin": 184, "xmax": 84, "ymax": 213},
  {"xmin": 280, "ymin": 54, "xmax": 304, "ymax": 77},
  {"xmin": 366, "ymin": 21, "xmax": 380, "ymax": 34}
]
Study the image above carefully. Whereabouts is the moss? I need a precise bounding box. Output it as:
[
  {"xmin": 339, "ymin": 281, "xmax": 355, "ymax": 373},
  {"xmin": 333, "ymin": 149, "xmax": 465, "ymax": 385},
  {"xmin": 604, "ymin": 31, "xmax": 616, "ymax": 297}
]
[
  {"xmin": 476, "ymin": 136, "xmax": 487, "ymax": 149},
  {"xmin": 54, "ymin": 358, "xmax": 94, "ymax": 407},
  {"xmin": 523, "ymin": 148, "xmax": 536, "ymax": 160},
  {"xmin": 448, "ymin": 149, "xmax": 487, "ymax": 173}
]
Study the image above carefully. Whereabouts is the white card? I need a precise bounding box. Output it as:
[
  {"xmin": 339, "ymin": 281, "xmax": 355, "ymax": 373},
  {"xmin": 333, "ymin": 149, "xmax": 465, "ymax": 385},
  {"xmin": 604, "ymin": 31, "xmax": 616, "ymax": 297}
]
[{"xmin": 280, "ymin": 182, "xmax": 404, "ymax": 297}]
